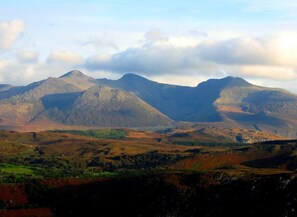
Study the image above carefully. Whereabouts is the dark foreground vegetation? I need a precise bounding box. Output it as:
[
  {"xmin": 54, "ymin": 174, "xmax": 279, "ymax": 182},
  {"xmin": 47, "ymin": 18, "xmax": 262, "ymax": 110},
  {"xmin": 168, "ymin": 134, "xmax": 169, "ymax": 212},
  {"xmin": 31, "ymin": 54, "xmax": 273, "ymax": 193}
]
[
  {"xmin": 0, "ymin": 172, "xmax": 297, "ymax": 217},
  {"xmin": 0, "ymin": 129, "xmax": 297, "ymax": 216},
  {"xmin": 42, "ymin": 172, "xmax": 297, "ymax": 217}
]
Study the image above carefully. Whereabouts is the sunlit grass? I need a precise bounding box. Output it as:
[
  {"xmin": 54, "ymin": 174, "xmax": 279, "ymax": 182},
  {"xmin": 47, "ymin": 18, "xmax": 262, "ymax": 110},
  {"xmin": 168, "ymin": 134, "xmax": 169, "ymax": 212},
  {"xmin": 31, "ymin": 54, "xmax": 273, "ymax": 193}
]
[
  {"xmin": 53, "ymin": 129, "xmax": 127, "ymax": 139},
  {"xmin": 0, "ymin": 164, "xmax": 34, "ymax": 175}
]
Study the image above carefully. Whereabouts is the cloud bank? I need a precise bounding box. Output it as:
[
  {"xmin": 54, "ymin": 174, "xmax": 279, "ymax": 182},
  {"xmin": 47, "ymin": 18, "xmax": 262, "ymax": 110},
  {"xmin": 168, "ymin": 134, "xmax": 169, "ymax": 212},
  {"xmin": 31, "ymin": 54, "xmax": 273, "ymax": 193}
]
[
  {"xmin": 1, "ymin": 22, "xmax": 297, "ymax": 91},
  {"xmin": 85, "ymin": 31, "xmax": 297, "ymax": 81}
]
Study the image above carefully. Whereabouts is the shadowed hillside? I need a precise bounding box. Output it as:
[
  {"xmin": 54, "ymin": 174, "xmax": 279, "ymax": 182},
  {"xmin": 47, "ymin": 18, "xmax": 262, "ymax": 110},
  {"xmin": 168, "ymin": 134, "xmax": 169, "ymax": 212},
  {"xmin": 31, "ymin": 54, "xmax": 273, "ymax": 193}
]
[
  {"xmin": 98, "ymin": 73, "xmax": 297, "ymax": 137},
  {"xmin": 41, "ymin": 86, "xmax": 172, "ymax": 127}
]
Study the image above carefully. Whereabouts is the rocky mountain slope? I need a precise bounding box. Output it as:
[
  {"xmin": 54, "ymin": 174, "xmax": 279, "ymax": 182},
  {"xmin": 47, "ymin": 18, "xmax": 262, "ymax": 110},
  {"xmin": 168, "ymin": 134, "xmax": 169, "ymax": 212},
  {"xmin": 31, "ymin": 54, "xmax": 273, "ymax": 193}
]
[
  {"xmin": 0, "ymin": 70, "xmax": 297, "ymax": 137},
  {"xmin": 0, "ymin": 71, "xmax": 172, "ymax": 129},
  {"xmin": 98, "ymin": 73, "xmax": 297, "ymax": 137},
  {"xmin": 40, "ymin": 85, "xmax": 171, "ymax": 127}
]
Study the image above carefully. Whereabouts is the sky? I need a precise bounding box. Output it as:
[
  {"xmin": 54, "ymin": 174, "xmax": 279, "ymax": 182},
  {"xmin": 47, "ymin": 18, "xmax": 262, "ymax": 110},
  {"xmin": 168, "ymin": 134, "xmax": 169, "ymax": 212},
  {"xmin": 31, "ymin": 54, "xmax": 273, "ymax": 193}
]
[{"xmin": 1, "ymin": 0, "xmax": 297, "ymax": 92}]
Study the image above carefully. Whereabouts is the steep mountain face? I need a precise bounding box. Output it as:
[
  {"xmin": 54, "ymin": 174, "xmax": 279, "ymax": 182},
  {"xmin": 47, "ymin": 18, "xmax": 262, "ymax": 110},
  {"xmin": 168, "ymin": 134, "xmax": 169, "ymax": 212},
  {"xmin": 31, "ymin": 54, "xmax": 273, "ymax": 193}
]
[
  {"xmin": 40, "ymin": 86, "xmax": 172, "ymax": 127},
  {"xmin": 215, "ymin": 85, "xmax": 297, "ymax": 137},
  {"xmin": 98, "ymin": 74, "xmax": 297, "ymax": 137},
  {"xmin": 97, "ymin": 74, "xmax": 206, "ymax": 121},
  {"xmin": 0, "ymin": 71, "xmax": 171, "ymax": 129},
  {"xmin": 97, "ymin": 75, "xmax": 252, "ymax": 122},
  {"xmin": 0, "ymin": 70, "xmax": 297, "ymax": 137},
  {"xmin": 0, "ymin": 77, "xmax": 81, "ymax": 126}
]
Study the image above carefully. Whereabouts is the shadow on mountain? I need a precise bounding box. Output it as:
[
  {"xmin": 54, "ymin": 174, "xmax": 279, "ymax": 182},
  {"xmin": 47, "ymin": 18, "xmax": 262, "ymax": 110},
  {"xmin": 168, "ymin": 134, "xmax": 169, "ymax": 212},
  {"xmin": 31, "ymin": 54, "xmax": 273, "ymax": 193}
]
[{"xmin": 41, "ymin": 92, "xmax": 82, "ymax": 110}]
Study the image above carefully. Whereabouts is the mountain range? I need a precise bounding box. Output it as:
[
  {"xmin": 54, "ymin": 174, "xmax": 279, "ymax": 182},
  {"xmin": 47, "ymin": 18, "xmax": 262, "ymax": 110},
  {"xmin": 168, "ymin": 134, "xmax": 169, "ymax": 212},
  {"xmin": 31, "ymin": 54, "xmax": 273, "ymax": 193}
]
[{"xmin": 0, "ymin": 70, "xmax": 297, "ymax": 137}]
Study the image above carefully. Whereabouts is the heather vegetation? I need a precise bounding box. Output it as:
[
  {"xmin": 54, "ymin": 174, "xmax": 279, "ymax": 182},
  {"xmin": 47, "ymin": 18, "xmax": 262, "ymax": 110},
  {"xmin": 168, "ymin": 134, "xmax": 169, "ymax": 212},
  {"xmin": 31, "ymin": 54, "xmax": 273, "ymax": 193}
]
[{"xmin": 0, "ymin": 129, "xmax": 296, "ymax": 216}]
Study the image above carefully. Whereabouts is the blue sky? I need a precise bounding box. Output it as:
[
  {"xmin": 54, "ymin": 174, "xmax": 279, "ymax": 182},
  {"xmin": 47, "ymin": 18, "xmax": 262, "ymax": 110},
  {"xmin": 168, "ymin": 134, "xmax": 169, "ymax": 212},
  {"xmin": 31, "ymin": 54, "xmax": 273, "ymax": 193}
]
[{"xmin": 1, "ymin": 0, "xmax": 297, "ymax": 92}]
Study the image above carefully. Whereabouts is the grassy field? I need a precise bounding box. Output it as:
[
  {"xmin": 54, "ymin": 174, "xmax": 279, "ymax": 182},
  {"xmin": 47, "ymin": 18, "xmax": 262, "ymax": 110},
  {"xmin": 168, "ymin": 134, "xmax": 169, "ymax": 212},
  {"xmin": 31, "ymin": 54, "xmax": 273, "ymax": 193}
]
[
  {"xmin": 0, "ymin": 164, "xmax": 34, "ymax": 175},
  {"xmin": 52, "ymin": 129, "xmax": 128, "ymax": 139}
]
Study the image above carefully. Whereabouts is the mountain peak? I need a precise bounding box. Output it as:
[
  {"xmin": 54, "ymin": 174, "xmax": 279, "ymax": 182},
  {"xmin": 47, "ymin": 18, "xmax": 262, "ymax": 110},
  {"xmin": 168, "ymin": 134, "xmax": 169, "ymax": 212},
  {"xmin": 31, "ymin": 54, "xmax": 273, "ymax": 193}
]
[
  {"xmin": 221, "ymin": 76, "xmax": 251, "ymax": 87},
  {"xmin": 60, "ymin": 70, "xmax": 87, "ymax": 78},
  {"xmin": 197, "ymin": 76, "xmax": 251, "ymax": 89},
  {"xmin": 59, "ymin": 70, "xmax": 96, "ymax": 90},
  {"xmin": 120, "ymin": 73, "xmax": 149, "ymax": 82},
  {"xmin": 222, "ymin": 76, "xmax": 249, "ymax": 83}
]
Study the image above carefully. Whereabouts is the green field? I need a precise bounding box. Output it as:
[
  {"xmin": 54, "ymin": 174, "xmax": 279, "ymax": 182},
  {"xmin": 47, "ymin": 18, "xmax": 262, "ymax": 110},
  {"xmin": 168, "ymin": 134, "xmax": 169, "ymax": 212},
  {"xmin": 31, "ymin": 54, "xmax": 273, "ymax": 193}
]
[
  {"xmin": 0, "ymin": 164, "xmax": 38, "ymax": 183},
  {"xmin": 52, "ymin": 129, "xmax": 127, "ymax": 139},
  {"xmin": 0, "ymin": 164, "xmax": 34, "ymax": 175}
]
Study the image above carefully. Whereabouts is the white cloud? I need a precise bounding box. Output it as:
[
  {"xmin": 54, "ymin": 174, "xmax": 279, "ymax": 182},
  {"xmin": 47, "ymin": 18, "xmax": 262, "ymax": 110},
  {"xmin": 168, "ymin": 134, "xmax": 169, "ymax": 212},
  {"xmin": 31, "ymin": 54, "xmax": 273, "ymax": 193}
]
[
  {"xmin": 47, "ymin": 51, "xmax": 84, "ymax": 66},
  {"xmin": 17, "ymin": 50, "xmax": 39, "ymax": 63},
  {"xmin": 1, "ymin": 26, "xmax": 297, "ymax": 93},
  {"xmin": 198, "ymin": 37, "xmax": 273, "ymax": 65},
  {"xmin": 0, "ymin": 20, "xmax": 25, "ymax": 51},
  {"xmin": 0, "ymin": 61, "xmax": 40, "ymax": 85},
  {"xmin": 198, "ymin": 32, "xmax": 297, "ymax": 67},
  {"xmin": 85, "ymin": 43, "xmax": 202, "ymax": 75},
  {"xmin": 85, "ymin": 31, "xmax": 297, "ymax": 83}
]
